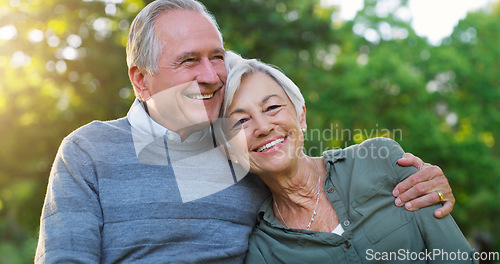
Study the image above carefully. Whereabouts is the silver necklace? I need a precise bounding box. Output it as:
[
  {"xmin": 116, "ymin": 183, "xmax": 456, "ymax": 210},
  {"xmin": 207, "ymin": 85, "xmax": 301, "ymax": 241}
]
[{"xmin": 274, "ymin": 158, "xmax": 321, "ymax": 230}]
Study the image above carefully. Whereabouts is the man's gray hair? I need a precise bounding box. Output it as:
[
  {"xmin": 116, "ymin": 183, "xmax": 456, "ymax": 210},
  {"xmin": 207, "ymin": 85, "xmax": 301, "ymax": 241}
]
[{"xmin": 126, "ymin": 0, "xmax": 222, "ymax": 76}]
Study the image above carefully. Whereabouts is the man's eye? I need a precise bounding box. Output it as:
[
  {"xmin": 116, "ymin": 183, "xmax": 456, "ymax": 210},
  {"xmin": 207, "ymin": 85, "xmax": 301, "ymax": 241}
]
[
  {"xmin": 212, "ymin": 55, "xmax": 224, "ymax": 60},
  {"xmin": 182, "ymin": 58, "xmax": 198, "ymax": 65}
]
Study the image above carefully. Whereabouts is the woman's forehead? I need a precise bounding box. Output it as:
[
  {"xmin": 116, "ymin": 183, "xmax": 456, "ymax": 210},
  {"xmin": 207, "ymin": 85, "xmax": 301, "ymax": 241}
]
[{"xmin": 231, "ymin": 73, "xmax": 288, "ymax": 105}]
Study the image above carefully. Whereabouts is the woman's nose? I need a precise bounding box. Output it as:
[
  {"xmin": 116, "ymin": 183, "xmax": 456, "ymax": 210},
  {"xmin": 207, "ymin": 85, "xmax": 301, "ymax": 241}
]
[{"xmin": 252, "ymin": 115, "xmax": 273, "ymax": 137}]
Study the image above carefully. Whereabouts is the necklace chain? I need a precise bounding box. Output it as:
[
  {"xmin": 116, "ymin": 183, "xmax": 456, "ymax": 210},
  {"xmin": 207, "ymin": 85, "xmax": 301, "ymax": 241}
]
[{"xmin": 274, "ymin": 158, "xmax": 321, "ymax": 230}]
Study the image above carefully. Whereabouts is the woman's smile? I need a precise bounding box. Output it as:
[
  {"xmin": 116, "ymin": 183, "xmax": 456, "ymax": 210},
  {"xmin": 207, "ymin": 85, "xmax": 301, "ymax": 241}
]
[{"xmin": 254, "ymin": 136, "xmax": 287, "ymax": 153}]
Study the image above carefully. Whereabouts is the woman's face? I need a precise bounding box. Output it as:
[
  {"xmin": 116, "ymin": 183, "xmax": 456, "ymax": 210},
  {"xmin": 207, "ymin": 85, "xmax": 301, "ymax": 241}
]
[{"xmin": 224, "ymin": 72, "xmax": 306, "ymax": 175}]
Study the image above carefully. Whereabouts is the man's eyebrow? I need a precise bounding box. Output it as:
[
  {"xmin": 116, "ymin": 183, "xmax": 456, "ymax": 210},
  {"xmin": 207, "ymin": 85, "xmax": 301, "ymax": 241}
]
[
  {"xmin": 214, "ymin": 48, "xmax": 226, "ymax": 54},
  {"xmin": 176, "ymin": 49, "xmax": 225, "ymax": 62},
  {"xmin": 176, "ymin": 51, "xmax": 198, "ymax": 62}
]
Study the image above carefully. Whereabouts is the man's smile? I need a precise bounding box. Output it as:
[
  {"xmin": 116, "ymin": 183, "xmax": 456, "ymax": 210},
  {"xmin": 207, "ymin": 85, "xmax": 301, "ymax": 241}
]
[{"xmin": 186, "ymin": 92, "xmax": 215, "ymax": 100}]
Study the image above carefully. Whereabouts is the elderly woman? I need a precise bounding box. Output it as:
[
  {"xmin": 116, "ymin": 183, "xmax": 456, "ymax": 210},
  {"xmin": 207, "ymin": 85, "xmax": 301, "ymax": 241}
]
[{"xmin": 216, "ymin": 53, "xmax": 476, "ymax": 263}]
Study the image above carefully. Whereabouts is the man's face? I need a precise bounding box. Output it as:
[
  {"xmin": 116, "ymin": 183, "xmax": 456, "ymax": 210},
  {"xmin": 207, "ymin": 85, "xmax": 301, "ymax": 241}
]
[{"xmin": 139, "ymin": 10, "xmax": 227, "ymax": 139}]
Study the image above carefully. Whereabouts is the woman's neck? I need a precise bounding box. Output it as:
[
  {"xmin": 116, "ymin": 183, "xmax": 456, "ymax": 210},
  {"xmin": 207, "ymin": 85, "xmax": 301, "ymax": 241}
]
[
  {"xmin": 264, "ymin": 154, "xmax": 337, "ymax": 232},
  {"xmin": 263, "ymin": 154, "xmax": 323, "ymax": 211}
]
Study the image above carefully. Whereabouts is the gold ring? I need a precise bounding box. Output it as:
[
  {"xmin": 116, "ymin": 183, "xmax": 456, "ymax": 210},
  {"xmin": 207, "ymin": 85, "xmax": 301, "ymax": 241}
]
[{"xmin": 436, "ymin": 190, "xmax": 444, "ymax": 202}]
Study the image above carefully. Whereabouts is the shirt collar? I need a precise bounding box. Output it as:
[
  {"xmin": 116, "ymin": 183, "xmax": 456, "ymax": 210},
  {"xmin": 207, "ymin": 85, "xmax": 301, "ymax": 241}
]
[{"xmin": 126, "ymin": 99, "xmax": 208, "ymax": 143}]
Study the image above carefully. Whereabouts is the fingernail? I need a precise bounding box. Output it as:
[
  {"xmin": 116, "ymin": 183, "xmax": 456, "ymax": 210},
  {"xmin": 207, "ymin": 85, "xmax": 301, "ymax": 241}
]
[
  {"xmin": 436, "ymin": 211, "xmax": 442, "ymax": 218},
  {"xmin": 393, "ymin": 189, "xmax": 399, "ymax": 196},
  {"xmin": 395, "ymin": 198, "xmax": 402, "ymax": 206},
  {"xmin": 405, "ymin": 202, "xmax": 412, "ymax": 210}
]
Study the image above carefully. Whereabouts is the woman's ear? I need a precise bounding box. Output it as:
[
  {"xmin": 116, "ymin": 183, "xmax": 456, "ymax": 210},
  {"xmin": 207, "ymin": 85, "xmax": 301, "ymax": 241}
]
[
  {"xmin": 224, "ymin": 131, "xmax": 251, "ymax": 171},
  {"xmin": 227, "ymin": 147, "xmax": 239, "ymax": 164},
  {"xmin": 129, "ymin": 66, "xmax": 151, "ymax": 101},
  {"xmin": 299, "ymin": 105, "xmax": 307, "ymax": 133}
]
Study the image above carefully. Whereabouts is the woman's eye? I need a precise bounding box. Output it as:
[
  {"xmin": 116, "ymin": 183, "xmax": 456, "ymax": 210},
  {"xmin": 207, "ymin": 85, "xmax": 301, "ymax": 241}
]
[
  {"xmin": 266, "ymin": 105, "xmax": 282, "ymax": 112},
  {"xmin": 232, "ymin": 118, "xmax": 248, "ymax": 129}
]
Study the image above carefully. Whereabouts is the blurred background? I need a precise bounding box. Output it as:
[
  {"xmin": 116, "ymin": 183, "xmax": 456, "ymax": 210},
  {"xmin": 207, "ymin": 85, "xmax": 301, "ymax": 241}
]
[{"xmin": 1, "ymin": 0, "xmax": 499, "ymax": 262}]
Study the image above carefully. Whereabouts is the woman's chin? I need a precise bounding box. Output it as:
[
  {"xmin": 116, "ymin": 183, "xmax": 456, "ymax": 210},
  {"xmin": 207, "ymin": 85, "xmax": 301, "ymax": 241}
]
[{"xmin": 250, "ymin": 158, "xmax": 292, "ymax": 175}]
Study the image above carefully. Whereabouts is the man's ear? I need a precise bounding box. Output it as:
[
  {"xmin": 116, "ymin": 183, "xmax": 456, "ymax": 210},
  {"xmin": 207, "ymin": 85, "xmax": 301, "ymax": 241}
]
[
  {"xmin": 299, "ymin": 105, "xmax": 307, "ymax": 132},
  {"xmin": 129, "ymin": 66, "xmax": 151, "ymax": 101}
]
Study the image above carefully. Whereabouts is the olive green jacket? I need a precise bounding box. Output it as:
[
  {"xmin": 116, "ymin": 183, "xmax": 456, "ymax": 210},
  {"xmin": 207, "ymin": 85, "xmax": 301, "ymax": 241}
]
[{"xmin": 246, "ymin": 138, "xmax": 477, "ymax": 263}]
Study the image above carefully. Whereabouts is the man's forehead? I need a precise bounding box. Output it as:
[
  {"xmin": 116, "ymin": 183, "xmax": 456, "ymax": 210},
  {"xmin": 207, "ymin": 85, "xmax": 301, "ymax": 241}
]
[
  {"xmin": 155, "ymin": 12, "xmax": 223, "ymax": 52},
  {"xmin": 155, "ymin": 10, "xmax": 220, "ymax": 39}
]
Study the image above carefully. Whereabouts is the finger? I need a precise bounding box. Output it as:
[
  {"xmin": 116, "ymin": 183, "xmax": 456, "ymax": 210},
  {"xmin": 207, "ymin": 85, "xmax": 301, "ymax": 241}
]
[
  {"xmin": 396, "ymin": 153, "xmax": 420, "ymax": 168},
  {"xmin": 392, "ymin": 168, "xmax": 433, "ymax": 198},
  {"xmin": 400, "ymin": 166, "xmax": 454, "ymax": 205},
  {"xmin": 434, "ymin": 201, "xmax": 454, "ymax": 218},
  {"xmin": 402, "ymin": 190, "xmax": 443, "ymax": 211},
  {"xmin": 400, "ymin": 152, "xmax": 416, "ymax": 160}
]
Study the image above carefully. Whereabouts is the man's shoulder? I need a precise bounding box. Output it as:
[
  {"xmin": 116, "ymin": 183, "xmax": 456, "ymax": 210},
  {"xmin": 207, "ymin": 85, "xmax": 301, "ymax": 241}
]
[
  {"xmin": 62, "ymin": 117, "xmax": 132, "ymax": 150},
  {"xmin": 54, "ymin": 117, "xmax": 135, "ymax": 163},
  {"xmin": 67, "ymin": 117, "xmax": 130, "ymax": 139}
]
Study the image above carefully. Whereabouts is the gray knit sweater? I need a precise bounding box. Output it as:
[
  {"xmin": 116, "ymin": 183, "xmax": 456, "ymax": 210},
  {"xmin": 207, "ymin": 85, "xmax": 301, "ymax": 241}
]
[{"xmin": 35, "ymin": 100, "xmax": 269, "ymax": 263}]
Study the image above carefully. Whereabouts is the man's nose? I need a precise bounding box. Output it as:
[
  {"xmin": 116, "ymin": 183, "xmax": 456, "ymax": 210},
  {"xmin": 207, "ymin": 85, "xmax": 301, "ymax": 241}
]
[{"xmin": 196, "ymin": 58, "xmax": 220, "ymax": 84}]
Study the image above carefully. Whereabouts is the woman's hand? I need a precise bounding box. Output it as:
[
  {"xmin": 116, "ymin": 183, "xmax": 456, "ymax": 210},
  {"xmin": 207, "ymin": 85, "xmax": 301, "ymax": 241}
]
[{"xmin": 392, "ymin": 153, "xmax": 455, "ymax": 218}]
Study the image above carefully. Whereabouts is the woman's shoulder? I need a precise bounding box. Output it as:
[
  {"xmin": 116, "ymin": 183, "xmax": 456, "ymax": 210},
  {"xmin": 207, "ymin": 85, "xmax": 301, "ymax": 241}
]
[
  {"xmin": 359, "ymin": 137, "xmax": 401, "ymax": 148},
  {"xmin": 323, "ymin": 137, "xmax": 403, "ymax": 163},
  {"xmin": 322, "ymin": 137, "xmax": 415, "ymax": 186}
]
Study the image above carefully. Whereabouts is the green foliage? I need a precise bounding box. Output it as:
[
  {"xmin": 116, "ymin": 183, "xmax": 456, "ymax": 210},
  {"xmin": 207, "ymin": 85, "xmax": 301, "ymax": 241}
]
[
  {"xmin": 0, "ymin": 0, "xmax": 134, "ymax": 261},
  {"xmin": 428, "ymin": 3, "xmax": 500, "ymax": 246},
  {"xmin": 1, "ymin": 0, "xmax": 498, "ymax": 261}
]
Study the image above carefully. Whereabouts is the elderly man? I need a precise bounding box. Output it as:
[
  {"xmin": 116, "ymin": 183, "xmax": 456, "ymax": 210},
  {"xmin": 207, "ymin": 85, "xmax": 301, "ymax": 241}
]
[{"xmin": 35, "ymin": 0, "xmax": 454, "ymax": 263}]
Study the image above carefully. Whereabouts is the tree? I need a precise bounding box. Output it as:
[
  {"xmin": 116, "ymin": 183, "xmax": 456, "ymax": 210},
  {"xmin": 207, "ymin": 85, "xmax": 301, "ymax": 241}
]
[{"xmin": 0, "ymin": 0, "xmax": 139, "ymax": 261}]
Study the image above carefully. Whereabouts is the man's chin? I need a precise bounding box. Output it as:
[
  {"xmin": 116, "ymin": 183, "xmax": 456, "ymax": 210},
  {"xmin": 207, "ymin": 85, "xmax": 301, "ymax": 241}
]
[
  {"xmin": 180, "ymin": 101, "xmax": 222, "ymax": 130},
  {"xmin": 186, "ymin": 114, "xmax": 218, "ymax": 128}
]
